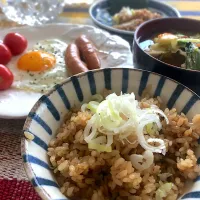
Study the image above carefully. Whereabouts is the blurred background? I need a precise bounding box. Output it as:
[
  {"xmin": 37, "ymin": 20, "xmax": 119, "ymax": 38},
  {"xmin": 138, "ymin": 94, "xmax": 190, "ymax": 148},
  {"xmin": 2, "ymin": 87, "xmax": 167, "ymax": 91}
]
[{"xmin": 0, "ymin": 0, "xmax": 199, "ymax": 28}]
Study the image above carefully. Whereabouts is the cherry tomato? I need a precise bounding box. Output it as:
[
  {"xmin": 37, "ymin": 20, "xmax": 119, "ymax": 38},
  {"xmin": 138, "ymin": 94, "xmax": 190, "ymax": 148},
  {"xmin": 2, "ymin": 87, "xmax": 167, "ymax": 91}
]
[
  {"xmin": 0, "ymin": 64, "xmax": 14, "ymax": 90},
  {"xmin": 3, "ymin": 32, "xmax": 27, "ymax": 56},
  {"xmin": 0, "ymin": 43, "xmax": 12, "ymax": 65}
]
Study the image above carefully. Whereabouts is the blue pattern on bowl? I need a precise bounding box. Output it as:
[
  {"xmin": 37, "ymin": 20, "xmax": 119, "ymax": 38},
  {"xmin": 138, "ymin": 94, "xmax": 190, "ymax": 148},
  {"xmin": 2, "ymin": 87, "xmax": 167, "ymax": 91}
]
[{"xmin": 22, "ymin": 68, "xmax": 200, "ymax": 200}]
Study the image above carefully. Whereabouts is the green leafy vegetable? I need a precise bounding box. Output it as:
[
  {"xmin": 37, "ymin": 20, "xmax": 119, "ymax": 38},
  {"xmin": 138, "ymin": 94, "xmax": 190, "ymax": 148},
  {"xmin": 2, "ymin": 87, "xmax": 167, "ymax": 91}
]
[
  {"xmin": 177, "ymin": 38, "xmax": 200, "ymax": 48},
  {"xmin": 185, "ymin": 42, "xmax": 200, "ymax": 70}
]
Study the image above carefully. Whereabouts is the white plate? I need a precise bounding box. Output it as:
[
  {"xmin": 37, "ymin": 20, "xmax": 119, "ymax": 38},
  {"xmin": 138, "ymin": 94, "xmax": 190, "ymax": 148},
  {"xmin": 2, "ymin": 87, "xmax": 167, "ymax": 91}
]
[{"xmin": 0, "ymin": 23, "xmax": 133, "ymax": 119}]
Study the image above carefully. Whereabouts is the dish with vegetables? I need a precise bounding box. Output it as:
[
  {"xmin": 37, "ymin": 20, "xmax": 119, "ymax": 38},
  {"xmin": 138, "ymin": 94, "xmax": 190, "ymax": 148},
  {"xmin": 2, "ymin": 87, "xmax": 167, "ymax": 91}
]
[
  {"xmin": 48, "ymin": 90, "xmax": 200, "ymax": 200},
  {"xmin": 112, "ymin": 7, "xmax": 162, "ymax": 31},
  {"xmin": 144, "ymin": 32, "xmax": 200, "ymax": 70}
]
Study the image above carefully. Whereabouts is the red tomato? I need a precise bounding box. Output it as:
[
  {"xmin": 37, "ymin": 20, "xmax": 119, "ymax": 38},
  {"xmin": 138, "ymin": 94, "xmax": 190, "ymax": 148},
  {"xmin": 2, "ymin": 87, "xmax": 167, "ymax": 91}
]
[
  {"xmin": 4, "ymin": 32, "xmax": 27, "ymax": 56},
  {"xmin": 0, "ymin": 64, "xmax": 14, "ymax": 90},
  {"xmin": 0, "ymin": 43, "xmax": 12, "ymax": 65}
]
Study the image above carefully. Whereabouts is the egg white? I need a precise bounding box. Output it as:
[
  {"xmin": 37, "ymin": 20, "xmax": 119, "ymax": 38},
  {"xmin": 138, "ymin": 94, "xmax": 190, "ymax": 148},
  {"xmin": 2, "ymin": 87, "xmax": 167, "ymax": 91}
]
[{"xmin": 8, "ymin": 39, "xmax": 68, "ymax": 93}]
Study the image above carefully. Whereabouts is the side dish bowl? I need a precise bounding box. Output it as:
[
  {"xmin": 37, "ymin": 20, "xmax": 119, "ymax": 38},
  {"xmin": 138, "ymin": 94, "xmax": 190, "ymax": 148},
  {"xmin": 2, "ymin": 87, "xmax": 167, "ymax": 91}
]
[
  {"xmin": 133, "ymin": 18, "xmax": 200, "ymax": 95},
  {"xmin": 89, "ymin": 0, "xmax": 180, "ymax": 43},
  {"xmin": 22, "ymin": 68, "xmax": 200, "ymax": 200}
]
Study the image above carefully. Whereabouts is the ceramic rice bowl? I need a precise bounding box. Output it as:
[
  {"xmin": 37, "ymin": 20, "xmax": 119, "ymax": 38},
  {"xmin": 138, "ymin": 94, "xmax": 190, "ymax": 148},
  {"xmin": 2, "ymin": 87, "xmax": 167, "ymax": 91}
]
[{"xmin": 22, "ymin": 68, "xmax": 200, "ymax": 200}]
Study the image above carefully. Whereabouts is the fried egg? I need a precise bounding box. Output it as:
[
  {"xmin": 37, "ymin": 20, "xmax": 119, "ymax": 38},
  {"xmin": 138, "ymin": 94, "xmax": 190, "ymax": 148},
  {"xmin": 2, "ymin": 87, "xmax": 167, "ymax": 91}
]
[{"xmin": 8, "ymin": 39, "xmax": 68, "ymax": 93}]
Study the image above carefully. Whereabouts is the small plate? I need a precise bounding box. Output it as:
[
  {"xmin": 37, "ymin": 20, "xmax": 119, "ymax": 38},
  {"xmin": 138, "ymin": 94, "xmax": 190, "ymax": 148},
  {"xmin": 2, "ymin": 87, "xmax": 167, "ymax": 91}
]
[
  {"xmin": 0, "ymin": 23, "xmax": 132, "ymax": 119},
  {"xmin": 89, "ymin": 0, "xmax": 181, "ymax": 42}
]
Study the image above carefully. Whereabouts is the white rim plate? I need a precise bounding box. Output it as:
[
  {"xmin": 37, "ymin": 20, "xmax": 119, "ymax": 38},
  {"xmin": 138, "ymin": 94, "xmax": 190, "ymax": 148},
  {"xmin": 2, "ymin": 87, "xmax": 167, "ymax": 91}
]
[{"xmin": 0, "ymin": 23, "xmax": 133, "ymax": 119}]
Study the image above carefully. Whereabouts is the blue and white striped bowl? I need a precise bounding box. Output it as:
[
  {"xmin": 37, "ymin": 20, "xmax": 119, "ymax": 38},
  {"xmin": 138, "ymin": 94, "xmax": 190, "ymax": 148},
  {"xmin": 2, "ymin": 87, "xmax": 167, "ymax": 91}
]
[{"xmin": 21, "ymin": 68, "xmax": 200, "ymax": 200}]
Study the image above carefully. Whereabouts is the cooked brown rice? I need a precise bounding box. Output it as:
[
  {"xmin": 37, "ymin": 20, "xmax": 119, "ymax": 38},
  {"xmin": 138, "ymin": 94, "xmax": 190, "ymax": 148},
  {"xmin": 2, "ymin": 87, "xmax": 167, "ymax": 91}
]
[{"xmin": 48, "ymin": 93, "xmax": 200, "ymax": 200}]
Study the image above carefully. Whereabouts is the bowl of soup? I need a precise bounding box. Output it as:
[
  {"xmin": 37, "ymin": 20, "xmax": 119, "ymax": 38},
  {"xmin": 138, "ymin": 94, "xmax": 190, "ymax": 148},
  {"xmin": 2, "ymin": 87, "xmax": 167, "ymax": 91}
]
[{"xmin": 133, "ymin": 18, "xmax": 200, "ymax": 95}]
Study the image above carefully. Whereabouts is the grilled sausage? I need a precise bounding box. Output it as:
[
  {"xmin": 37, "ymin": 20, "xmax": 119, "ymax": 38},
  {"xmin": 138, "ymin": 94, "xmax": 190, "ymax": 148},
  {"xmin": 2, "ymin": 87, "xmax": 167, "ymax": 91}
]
[
  {"xmin": 75, "ymin": 35, "xmax": 100, "ymax": 70},
  {"xmin": 65, "ymin": 44, "xmax": 88, "ymax": 75}
]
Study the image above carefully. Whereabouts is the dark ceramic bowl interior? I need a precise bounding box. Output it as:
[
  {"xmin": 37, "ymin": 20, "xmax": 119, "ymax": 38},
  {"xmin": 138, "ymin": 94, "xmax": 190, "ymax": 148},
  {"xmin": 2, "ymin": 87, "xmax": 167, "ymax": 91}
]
[
  {"xmin": 133, "ymin": 17, "xmax": 200, "ymax": 95},
  {"xmin": 89, "ymin": 0, "xmax": 180, "ymax": 44}
]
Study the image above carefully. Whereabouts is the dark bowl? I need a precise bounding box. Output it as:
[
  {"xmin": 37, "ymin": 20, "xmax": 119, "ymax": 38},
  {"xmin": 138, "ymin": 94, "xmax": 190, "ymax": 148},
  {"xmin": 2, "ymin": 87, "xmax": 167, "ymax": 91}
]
[
  {"xmin": 133, "ymin": 17, "xmax": 200, "ymax": 95},
  {"xmin": 89, "ymin": 0, "xmax": 180, "ymax": 44}
]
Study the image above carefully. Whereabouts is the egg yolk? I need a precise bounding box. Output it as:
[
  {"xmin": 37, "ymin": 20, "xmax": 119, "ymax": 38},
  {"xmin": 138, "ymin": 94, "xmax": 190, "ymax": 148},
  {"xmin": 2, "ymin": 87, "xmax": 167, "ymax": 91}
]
[{"xmin": 17, "ymin": 51, "xmax": 56, "ymax": 72}]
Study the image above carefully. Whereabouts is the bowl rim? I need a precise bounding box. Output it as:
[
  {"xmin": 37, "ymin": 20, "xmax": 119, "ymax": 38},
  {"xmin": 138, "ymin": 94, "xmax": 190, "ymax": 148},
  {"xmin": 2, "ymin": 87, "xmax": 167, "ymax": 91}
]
[
  {"xmin": 21, "ymin": 67, "xmax": 200, "ymax": 200},
  {"xmin": 134, "ymin": 17, "xmax": 200, "ymax": 73},
  {"xmin": 89, "ymin": 0, "xmax": 181, "ymax": 36}
]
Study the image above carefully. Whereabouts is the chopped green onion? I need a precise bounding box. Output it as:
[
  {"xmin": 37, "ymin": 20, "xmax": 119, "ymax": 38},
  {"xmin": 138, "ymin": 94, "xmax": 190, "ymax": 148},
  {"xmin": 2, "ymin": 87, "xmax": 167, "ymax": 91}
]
[
  {"xmin": 131, "ymin": 9, "xmax": 135, "ymax": 16},
  {"xmin": 87, "ymin": 101, "xmax": 99, "ymax": 113},
  {"xmin": 107, "ymin": 100, "xmax": 122, "ymax": 121},
  {"xmin": 91, "ymin": 94, "xmax": 103, "ymax": 102},
  {"xmin": 146, "ymin": 123, "xmax": 153, "ymax": 134},
  {"xmin": 155, "ymin": 182, "xmax": 174, "ymax": 200},
  {"xmin": 81, "ymin": 103, "xmax": 88, "ymax": 112},
  {"xmin": 88, "ymin": 142, "xmax": 112, "ymax": 152},
  {"xmin": 83, "ymin": 92, "xmax": 168, "ymax": 154}
]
